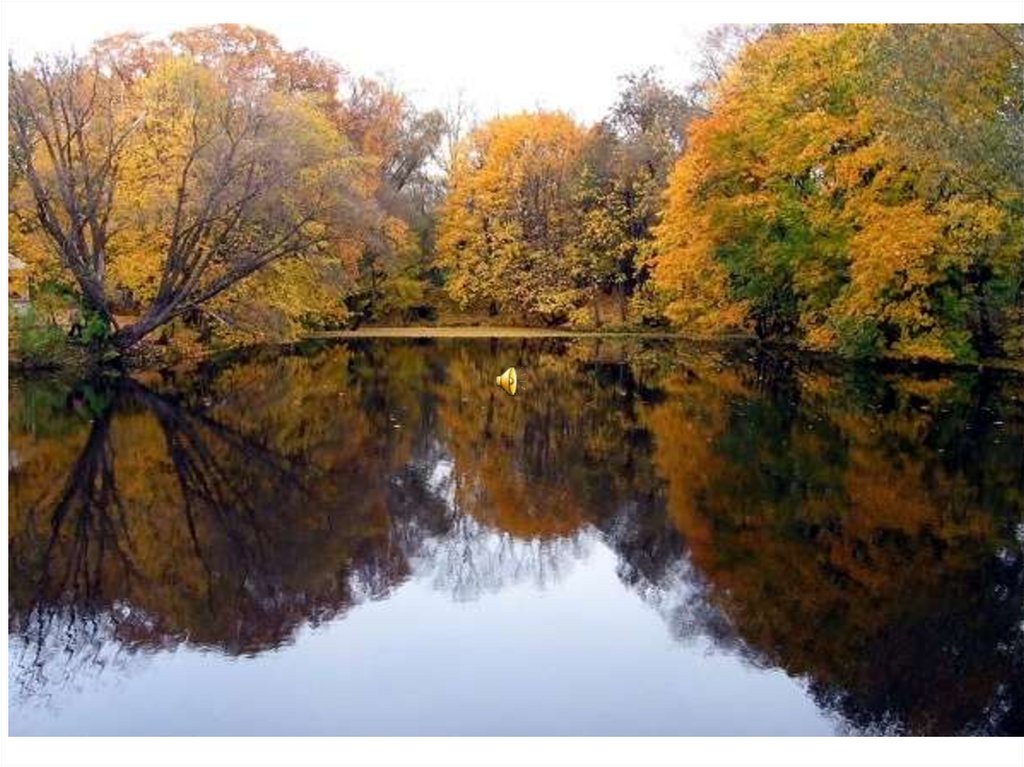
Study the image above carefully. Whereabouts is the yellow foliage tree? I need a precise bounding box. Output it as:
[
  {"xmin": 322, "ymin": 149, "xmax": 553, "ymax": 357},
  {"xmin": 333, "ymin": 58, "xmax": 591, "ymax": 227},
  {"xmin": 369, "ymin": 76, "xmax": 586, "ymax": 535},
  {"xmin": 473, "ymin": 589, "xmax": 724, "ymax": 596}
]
[
  {"xmin": 654, "ymin": 24, "xmax": 1023, "ymax": 361},
  {"xmin": 436, "ymin": 112, "xmax": 587, "ymax": 323},
  {"xmin": 7, "ymin": 26, "xmax": 404, "ymax": 352}
]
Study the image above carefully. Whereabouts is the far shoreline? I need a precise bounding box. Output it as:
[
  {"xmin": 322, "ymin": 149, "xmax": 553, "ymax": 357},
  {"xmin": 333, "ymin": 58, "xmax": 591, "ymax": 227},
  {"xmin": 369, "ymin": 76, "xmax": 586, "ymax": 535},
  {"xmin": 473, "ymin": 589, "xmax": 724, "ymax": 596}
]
[
  {"xmin": 9, "ymin": 326, "xmax": 1024, "ymax": 378},
  {"xmin": 306, "ymin": 325, "xmax": 686, "ymax": 339}
]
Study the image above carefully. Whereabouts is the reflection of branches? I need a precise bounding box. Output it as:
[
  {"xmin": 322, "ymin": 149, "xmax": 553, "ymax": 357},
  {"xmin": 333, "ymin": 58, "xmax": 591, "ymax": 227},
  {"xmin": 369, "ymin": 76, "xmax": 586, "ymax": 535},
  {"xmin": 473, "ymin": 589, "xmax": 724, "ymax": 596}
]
[
  {"xmin": 10, "ymin": 607, "xmax": 140, "ymax": 710},
  {"xmin": 10, "ymin": 376, "xmax": 335, "ymax": 701},
  {"xmin": 125, "ymin": 379, "xmax": 319, "ymax": 590},
  {"xmin": 393, "ymin": 452, "xmax": 589, "ymax": 601},
  {"xmin": 12, "ymin": 400, "xmax": 138, "ymax": 706},
  {"xmin": 421, "ymin": 514, "xmax": 587, "ymax": 601}
]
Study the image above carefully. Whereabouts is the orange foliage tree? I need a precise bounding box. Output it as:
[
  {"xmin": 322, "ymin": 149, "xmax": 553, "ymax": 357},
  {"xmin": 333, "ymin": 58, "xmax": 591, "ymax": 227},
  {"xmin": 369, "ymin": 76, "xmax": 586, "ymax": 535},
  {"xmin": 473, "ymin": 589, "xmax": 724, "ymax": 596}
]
[
  {"xmin": 436, "ymin": 112, "xmax": 587, "ymax": 323},
  {"xmin": 654, "ymin": 24, "xmax": 1024, "ymax": 361}
]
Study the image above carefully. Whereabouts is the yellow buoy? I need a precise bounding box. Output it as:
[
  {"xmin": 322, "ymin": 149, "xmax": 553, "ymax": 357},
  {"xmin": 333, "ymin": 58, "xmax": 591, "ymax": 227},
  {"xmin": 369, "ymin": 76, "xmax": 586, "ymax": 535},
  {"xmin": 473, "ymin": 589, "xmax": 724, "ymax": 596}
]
[{"xmin": 495, "ymin": 367, "xmax": 517, "ymax": 396}]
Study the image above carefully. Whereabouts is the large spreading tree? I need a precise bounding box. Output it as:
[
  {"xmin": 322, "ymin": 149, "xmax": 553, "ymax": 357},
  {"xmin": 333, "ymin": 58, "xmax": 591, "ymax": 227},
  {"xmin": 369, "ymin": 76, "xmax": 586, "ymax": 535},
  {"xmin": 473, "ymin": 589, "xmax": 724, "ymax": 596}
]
[{"xmin": 9, "ymin": 26, "xmax": 374, "ymax": 351}]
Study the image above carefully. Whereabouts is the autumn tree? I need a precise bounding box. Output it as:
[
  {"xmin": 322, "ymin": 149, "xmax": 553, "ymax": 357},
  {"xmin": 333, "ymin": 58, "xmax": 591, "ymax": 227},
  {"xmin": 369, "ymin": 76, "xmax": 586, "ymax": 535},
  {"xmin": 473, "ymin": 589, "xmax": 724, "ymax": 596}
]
[
  {"xmin": 688, "ymin": 24, "xmax": 767, "ymax": 107},
  {"xmin": 654, "ymin": 24, "xmax": 1024, "ymax": 361},
  {"xmin": 574, "ymin": 70, "xmax": 699, "ymax": 324},
  {"xmin": 8, "ymin": 27, "xmax": 373, "ymax": 352},
  {"xmin": 169, "ymin": 24, "xmax": 342, "ymax": 100},
  {"xmin": 337, "ymin": 77, "xmax": 445, "ymax": 323},
  {"xmin": 873, "ymin": 24, "xmax": 1024, "ymax": 211},
  {"xmin": 436, "ymin": 112, "xmax": 587, "ymax": 322},
  {"xmin": 870, "ymin": 24, "xmax": 1024, "ymax": 356}
]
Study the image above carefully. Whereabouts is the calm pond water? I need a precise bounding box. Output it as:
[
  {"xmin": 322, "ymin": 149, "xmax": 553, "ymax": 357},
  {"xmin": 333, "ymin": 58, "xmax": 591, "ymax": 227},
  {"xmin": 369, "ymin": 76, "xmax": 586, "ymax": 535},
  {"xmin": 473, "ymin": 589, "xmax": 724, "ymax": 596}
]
[{"xmin": 8, "ymin": 338, "xmax": 1024, "ymax": 736}]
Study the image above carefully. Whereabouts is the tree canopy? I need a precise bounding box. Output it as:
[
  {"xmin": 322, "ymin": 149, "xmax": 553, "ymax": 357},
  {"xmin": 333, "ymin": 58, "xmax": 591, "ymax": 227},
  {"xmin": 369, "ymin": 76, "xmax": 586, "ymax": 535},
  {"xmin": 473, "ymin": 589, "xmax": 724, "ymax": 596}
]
[
  {"xmin": 8, "ymin": 23, "xmax": 1024, "ymax": 363},
  {"xmin": 436, "ymin": 111, "xmax": 588, "ymax": 323},
  {"xmin": 8, "ymin": 25, "xmax": 445, "ymax": 351},
  {"xmin": 653, "ymin": 24, "xmax": 1024, "ymax": 361}
]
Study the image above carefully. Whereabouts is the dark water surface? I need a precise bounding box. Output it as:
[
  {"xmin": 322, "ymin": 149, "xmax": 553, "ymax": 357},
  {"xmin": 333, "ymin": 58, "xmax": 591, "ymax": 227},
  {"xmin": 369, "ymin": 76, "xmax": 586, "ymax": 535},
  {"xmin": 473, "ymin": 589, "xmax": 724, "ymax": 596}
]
[{"xmin": 8, "ymin": 338, "xmax": 1024, "ymax": 735}]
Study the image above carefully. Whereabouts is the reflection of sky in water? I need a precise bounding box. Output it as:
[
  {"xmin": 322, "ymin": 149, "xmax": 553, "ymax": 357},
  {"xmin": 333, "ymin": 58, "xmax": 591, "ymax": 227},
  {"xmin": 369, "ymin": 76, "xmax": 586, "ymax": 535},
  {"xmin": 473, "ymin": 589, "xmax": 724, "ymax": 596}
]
[
  {"xmin": 8, "ymin": 339, "xmax": 1023, "ymax": 735},
  {"xmin": 10, "ymin": 536, "xmax": 833, "ymax": 736},
  {"xmin": 10, "ymin": 451, "xmax": 831, "ymax": 736},
  {"xmin": 402, "ymin": 449, "xmax": 591, "ymax": 600}
]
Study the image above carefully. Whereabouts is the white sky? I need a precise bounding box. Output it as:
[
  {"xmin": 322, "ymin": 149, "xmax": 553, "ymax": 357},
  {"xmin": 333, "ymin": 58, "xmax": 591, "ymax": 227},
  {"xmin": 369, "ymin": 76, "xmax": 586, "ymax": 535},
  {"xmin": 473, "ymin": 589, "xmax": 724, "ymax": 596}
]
[
  {"xmin": 2, "ymin": 1, "xmax": 1022, "ymax": 123},
  {"xmin": 4, "ymin": 1, "xmax": 715, "ymax": 123}
]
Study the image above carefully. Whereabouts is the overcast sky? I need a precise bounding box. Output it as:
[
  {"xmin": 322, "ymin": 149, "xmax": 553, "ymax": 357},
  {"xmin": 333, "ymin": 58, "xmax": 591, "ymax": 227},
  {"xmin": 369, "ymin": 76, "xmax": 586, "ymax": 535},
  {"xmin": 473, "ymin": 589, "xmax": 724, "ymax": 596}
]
[
  {"xmin": 3, "ymin": 1, "xmax": 716, "ymax": 123},
  {"xmin": 3, "ymin": 1, "xmax": 1019, "ymax": 123}
]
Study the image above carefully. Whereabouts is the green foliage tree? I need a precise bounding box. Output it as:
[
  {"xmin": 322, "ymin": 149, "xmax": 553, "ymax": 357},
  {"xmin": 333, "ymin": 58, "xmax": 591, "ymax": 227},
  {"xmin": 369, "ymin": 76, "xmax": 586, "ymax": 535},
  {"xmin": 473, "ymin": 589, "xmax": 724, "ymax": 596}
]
[
  {"xmin": 573, "ymin": 70, "xmax": 699, "ymax": 325},
  {"xmin": 654, "ymin": 24, "xmax": 1024, "ymax": 361}
]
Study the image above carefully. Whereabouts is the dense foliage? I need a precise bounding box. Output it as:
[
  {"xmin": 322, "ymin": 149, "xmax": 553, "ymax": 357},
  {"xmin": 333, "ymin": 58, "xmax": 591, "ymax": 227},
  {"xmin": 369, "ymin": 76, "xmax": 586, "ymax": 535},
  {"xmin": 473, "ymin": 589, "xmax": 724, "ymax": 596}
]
[
  {"xmin": 653, "ymin": 24, "xmax": 1024, "ymax": 362},
  {"xmin": 436, "ymin": 112, "xmax": 588, "ymax": 322},
  {"xmin": 9, "ymin": 23, "xmax": 1024, "ymax": 362},
  {"xmin": 8, "ymin": 25, "xmax": 444, "ymax": 352},
  {"xmin": 436, "ymin": 72, "xmax": 698, "ymax": 327}
]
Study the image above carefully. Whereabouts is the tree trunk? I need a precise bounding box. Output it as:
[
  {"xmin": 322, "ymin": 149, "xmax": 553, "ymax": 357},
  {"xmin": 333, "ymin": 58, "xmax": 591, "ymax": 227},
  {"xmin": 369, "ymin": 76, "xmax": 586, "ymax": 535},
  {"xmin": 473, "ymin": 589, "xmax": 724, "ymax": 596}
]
[{"xmin": 113, "ymin": 305, "xmax": 172, "ymax": 351}]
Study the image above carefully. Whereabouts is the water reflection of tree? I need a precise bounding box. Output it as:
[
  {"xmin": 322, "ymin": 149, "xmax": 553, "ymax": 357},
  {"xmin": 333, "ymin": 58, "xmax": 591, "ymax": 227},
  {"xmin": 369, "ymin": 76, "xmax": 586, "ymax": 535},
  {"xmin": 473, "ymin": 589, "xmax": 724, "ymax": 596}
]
[
  {"xmin": 646, "ymin": 352, "xmax": 1024, "ymax": 735},
  {"xmin": 392, "ymin": 452, "xmax": 590, "ymax": 600},
  {"xmin": 8, "ymin": 343, "xmax": 620, "ymax": 697},
  {"xmin": 9, "ymin": 371, "xmax": 405, "ymax": 703},
  {"xmin": 8, "ymin": 342, "xmax": 1024, "ymax": 735}
]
